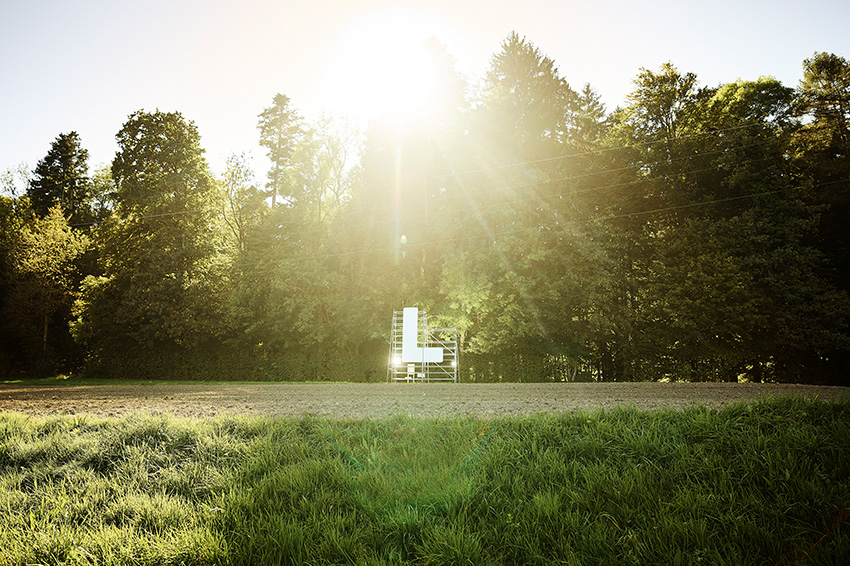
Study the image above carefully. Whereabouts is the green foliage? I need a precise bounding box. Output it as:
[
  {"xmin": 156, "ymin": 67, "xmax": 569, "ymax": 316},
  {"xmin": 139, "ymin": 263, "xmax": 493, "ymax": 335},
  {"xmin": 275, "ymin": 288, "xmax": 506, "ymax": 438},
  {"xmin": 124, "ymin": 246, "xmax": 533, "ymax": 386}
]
[
  {"xmin": 1, "ymin": 397, "xmax": 849, "ymax": 564},
  {"xmin": 220, "ymin": 112, "xmax": 371, "ymax": 381},
  {"xmin": 598, "ymin": 63, "xmax": 850, "ymax": 383},
  {"xmin": 793, "ymin": 52, "xmax": 850, "ymax": 309},
  {"xmin": 84, "ymin": 165, "xmax": 116, "ymax": 226},
  {"xmin": 619, "ymin": 62, "xmax": 708, "ymax": 141},
  {"xmin": 419, "ymin": 34, "xmax": 613, "ymax": 381},
  {"xmin": 798, "ymin": 52, "xmax": 850, "ymax": 145},
  {"xmin": 73, "ymin": 110, "xmax": 227, "ymax": 368},
  {"xmin": 574, "ymin": 83, "xmax": 608, "ymax": 144},
  {"xmin": 0, "ymin": 194, "xmax": 32, "ymax": 373},
  {"xmin": 219, "ymin": 153, "xmax": 264, "ymax": 255},
  {"xmin": 2, "ymin": 206, "xmax": 89, "ymax": 374}
]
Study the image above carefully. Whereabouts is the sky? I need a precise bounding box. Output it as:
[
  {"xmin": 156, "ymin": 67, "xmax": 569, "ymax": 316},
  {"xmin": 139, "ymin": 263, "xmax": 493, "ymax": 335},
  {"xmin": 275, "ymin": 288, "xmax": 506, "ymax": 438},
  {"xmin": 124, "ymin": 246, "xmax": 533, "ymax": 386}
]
[{"xmin": 1, "ymin": 0, "xmax": 848, "ymax": 185}]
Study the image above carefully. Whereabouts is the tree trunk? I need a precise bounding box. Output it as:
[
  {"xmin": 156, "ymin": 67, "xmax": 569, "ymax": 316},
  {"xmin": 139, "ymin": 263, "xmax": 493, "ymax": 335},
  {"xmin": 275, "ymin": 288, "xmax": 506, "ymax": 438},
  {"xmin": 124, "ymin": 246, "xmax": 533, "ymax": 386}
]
[{"xmin": 43, "ymin": 313, "xmax": 49, "ymax": 354}]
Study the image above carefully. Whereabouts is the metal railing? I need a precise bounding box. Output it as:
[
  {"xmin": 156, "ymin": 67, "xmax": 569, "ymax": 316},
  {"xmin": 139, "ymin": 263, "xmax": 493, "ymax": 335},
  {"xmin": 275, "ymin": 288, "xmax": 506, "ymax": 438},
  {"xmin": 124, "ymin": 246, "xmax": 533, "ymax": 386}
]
[{"xmin": 387, "ymin": 310, "xmax": 458, "ymax": 383}]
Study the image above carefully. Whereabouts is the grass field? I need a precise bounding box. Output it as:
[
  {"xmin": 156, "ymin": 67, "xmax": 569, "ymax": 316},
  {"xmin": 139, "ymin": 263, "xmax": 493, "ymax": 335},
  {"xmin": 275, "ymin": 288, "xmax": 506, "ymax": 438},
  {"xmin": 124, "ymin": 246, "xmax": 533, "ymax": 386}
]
[{"xmin": 1, "ymin": 396, "xmax": 849, "ymax": 565}]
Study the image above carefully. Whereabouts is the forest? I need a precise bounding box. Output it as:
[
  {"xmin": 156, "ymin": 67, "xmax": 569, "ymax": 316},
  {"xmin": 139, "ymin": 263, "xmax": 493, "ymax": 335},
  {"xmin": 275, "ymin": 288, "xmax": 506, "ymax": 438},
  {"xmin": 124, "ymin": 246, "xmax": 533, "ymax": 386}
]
[{"xmin": 1, "ymin": 35, "xmax": 849, "ymax": 385}]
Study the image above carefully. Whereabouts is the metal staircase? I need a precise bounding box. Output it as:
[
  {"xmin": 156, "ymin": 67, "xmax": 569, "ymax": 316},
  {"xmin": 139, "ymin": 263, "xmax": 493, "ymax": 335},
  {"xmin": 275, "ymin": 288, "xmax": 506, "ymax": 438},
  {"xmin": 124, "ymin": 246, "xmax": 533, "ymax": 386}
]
[{"xmin": 387, "ymin": 308, "xmax": 458, "ymax": 382}]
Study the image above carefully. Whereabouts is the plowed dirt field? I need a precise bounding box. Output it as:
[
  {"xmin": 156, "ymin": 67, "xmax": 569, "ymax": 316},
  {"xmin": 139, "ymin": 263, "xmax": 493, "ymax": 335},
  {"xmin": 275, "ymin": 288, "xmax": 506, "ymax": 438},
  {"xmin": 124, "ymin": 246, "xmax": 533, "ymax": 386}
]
[{"xmin": 1, "ymin": 382, "xmax": 847, "ymax": 419}]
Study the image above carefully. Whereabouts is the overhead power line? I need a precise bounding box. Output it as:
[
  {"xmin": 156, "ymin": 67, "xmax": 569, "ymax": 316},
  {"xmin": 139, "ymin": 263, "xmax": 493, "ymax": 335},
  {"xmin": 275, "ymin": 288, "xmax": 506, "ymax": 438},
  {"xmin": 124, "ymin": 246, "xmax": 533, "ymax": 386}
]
[
  {"xmin": 86, "ymin": 176, "xmax": 836, "ymax": 280},
  {"xmin": 223, "ymin": 173, "xmax": 830, "ymax": 272},
  {"xmin": 351, "ymin": 122, "xmax": 766, "ymax": 193},
  {"xmin": 65, "ymin": 122, "xmax": 773, "ymax": 229}
]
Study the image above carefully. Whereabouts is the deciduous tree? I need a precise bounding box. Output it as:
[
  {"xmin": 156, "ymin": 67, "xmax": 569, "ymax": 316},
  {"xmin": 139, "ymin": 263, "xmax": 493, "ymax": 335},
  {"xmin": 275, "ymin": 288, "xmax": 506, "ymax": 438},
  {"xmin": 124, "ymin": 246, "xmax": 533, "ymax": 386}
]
[
  {"xmin": 220, "ymin": 153, "xmax": 265, "ymax": 255},
  {"xmin": 73, "ymin": 110, "xmax": 226, "ymax": 362},
  {"xmin": 4, "ymin": 206, "xmax": 88, "ymax": 372},
  {"xmin": 1, "ymin": 163, "xmax": 31, "ymax": 198},
  {"xmin": 793, "ymin": 52, "xmax": 850, "ymax": 293}
]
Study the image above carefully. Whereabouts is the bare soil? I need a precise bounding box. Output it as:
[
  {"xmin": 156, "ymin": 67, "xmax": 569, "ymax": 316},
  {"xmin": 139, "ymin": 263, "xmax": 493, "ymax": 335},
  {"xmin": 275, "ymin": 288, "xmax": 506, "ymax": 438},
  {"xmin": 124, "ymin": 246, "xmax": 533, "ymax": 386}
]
[{"xmin": 0, "ymin": 382, "xmax": 847, "ymax": 419}]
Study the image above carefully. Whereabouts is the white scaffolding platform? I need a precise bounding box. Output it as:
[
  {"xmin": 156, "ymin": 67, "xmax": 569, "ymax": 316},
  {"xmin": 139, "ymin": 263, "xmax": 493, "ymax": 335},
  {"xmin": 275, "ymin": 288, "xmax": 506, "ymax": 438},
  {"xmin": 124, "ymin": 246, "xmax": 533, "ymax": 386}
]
[{"xmin": 387, "ymin": 308, "xmax": 458, "ymax": 383}]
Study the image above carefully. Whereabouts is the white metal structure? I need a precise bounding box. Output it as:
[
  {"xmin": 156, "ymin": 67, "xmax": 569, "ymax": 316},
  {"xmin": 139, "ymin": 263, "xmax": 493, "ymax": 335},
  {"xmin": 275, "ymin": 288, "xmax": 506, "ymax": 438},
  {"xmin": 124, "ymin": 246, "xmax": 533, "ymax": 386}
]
[{"xmin": 387, "ymin": 307, "xmax": 458, "ymax": 382}]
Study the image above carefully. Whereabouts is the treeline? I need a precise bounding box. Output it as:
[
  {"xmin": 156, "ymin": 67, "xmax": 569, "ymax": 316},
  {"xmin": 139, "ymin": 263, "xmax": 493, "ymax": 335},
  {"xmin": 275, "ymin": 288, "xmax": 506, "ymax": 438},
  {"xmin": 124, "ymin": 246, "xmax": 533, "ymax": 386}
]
[{"xmin": 1, "ymin": 35, "xmax": 849, "ymax": 384}]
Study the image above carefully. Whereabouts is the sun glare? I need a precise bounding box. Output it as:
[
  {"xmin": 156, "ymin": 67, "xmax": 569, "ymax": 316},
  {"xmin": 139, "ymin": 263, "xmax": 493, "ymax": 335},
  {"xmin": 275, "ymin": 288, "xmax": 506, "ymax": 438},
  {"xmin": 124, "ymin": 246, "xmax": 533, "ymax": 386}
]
[{"xmin": 324, "ymin": 7, "xmax": 446, "ymax": 128}]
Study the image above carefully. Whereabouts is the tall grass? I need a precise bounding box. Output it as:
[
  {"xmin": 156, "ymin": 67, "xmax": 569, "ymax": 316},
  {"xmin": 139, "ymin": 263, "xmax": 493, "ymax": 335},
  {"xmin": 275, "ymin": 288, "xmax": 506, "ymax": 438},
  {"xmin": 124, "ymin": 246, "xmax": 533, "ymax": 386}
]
[{"xmin": 1, "ymin": 397, "xmax": 848, "ymax": 564}]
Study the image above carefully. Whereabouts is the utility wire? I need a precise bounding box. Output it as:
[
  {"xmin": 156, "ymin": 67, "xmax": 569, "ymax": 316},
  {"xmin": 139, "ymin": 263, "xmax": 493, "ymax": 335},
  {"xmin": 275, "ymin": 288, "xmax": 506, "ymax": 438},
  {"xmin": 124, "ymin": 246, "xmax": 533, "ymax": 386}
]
[
  {"xmin": 223, "ymin": 151, "xmax": 783, "ymax": 243},
  {"xmin": 217, "ymin": 132, "xmax": 786, "ymax": 243},
  {"xmin": 82, "ymin": 154, "xmax": 806, "ymax": 274},
  {"xmin": 66, "ymin": 122, "xmax": 769, "ymax": 229},
  {"xmin": 277, "ymin": 135, "xmax": 784, "ymax": 227},
  {"xmin": 223, "ymin": 169, "xmax": 825, "ymax": 271},
  {"xmin": 342, "ymin": 122, "xmax": 769, "ymax": 203},
  {"xmin": 86, "ymin": 176, "xmax": 836, "ymax": 280},
  {"xmin": 62, "ymin": 121, "xmax": 818, "ymax": 274},
  {"xmin": 353, "ymin": 122, "xmax": 765, "ymax": 191}
]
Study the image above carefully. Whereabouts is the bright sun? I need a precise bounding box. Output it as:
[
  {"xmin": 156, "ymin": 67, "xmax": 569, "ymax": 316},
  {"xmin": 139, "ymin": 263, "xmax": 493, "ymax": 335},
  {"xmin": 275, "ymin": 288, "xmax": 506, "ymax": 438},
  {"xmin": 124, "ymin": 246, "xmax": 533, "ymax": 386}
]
[{"xmin": 324, "ymin": 7, "xmax": 447, "ymax": 127}]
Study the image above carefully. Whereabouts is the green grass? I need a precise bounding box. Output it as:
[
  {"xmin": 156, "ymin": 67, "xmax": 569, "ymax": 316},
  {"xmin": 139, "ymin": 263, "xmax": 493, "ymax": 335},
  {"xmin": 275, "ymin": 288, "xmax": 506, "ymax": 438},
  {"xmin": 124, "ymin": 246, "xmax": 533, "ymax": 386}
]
[{"xmin": 1, "ymin": 397, "xmax": 849, "ymax": 565}]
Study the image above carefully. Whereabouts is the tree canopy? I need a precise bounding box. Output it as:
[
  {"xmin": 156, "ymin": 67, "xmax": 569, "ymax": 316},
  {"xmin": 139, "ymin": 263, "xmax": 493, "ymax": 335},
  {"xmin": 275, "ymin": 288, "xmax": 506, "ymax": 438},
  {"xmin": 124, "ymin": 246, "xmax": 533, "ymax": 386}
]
[
  {"xmin": 72, "ymin": 110, "xmax": 225, "ymax": 367},
  {"xmin": 1, "ymin": 39, "xmax": 848, "ymax": 384}
]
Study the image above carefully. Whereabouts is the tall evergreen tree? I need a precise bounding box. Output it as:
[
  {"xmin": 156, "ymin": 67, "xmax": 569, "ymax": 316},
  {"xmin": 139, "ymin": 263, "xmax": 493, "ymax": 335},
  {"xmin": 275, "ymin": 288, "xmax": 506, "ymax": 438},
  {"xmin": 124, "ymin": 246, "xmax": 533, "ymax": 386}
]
[
  {"xmin": 347, "ymin": 39, "xmax": 470, "ymax": 338},
  {"xmin": 258, "ymin": 94, "xmax": 304, "ymax": 208},
  {"xmin": 573, "ymin": 83, "xmax": 608, "ymax": 145},
  {"xmin": 431, "ymin": 34, "xmax": 611, "ymax": 381},
  {"xmin": 798, "ymin": 52, "xmax": 850, "ymax": 146},
  {"xmin": 477, "ymin": 32, "xmax": 578, "ymax": 159},
  {"xmin": 28, "ymin": 132, "xmax": 90, "ymax": 221}
]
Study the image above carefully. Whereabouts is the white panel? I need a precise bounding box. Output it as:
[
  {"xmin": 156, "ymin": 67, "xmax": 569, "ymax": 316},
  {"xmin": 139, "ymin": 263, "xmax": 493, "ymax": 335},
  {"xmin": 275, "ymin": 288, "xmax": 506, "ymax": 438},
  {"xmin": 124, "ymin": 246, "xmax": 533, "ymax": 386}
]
[
  {"xmin": 401, "ymin": 307, "xmax": 419, "ymax": 358},
  {"xmin": 401, "ymin": 307, "xmax": 443, "ymax": 363}
]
